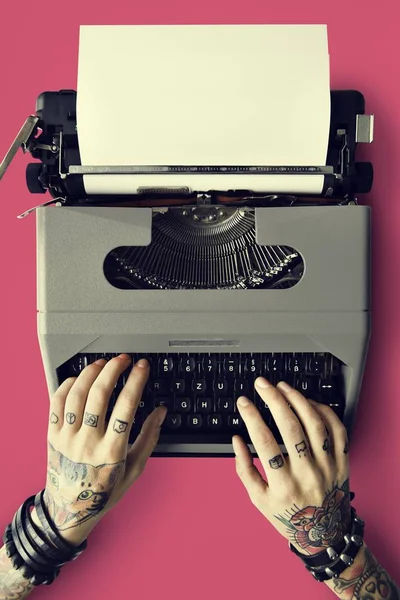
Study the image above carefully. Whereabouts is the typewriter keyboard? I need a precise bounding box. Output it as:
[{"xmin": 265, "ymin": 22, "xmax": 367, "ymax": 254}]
[{"xmin": 57, "ymin": 352, "xmax": 345, "ymax": 446}]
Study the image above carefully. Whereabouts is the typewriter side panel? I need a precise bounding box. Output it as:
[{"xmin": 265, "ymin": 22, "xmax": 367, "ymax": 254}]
[{"xmin": 36, "ymin": 205, "xmax": 370, "ymax": 313}]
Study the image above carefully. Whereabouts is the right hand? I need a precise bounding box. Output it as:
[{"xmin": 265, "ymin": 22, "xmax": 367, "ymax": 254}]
[
  {"xmin": 233, "ymin": 377, "xmax": 351, "ymax": 556},
  {"xmin": 32, "ymin": 355, "xmax": 166, "ymax": 546}
]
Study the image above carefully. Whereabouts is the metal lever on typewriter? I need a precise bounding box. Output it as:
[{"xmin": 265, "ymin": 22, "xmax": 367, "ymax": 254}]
[{"xmin": 0, "ymin": 115, "xmax": 59, "ymax": 181}]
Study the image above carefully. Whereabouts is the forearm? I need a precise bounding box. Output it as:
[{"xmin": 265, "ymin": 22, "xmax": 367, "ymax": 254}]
[
  {"xmin": 0, "ymin": 546, "xmax": 33, "ymax": 600},
  {"xmin": 324, "ymin": 544, "xmax": 400, "ymax": 599},
  {"xmin": 0, "ymin": 504, "xmax": 76, "ymax": 600}
]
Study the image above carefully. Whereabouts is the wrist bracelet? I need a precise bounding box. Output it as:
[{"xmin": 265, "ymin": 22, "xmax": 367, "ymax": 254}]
[
  {"xmin": 290, "ymin": 506, "xmax": 365, "ymax": 582},
  {"xmin": 3, "ymin": 493, "xmax": 88, "ymax": 586},
  {"xmin": 34, "ymin": 491, "xmax": 87, "ymax": 559}
]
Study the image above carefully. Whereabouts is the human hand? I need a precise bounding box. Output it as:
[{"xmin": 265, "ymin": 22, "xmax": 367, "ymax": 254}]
[
  {"xmin": 34, "ymin": 354, "xmax": 166, "ymax": 546},
  {"xmin": 233, "ymin": 378, "xmax": 351, "ymax": 556}
]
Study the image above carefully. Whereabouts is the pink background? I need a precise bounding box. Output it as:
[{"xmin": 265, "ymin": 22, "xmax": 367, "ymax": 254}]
[{"xmin": 1, "ymin": 1, "xmax": 400, "ymax": 598}]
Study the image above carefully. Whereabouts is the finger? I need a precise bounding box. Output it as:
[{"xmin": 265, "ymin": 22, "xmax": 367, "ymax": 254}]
[
  {"xmin": 276, "ymin": 381, "xmax": 334, "ymax": 466},
  {"xmin": 49, "ymin": 377, "xmax": 77, "ymax": 431},
  {"xmin": 308, "ymin": 400, "xmax": 349, "ymax": 473},
  {"xmin": 235, "ymin": 396, "xmax": 288, "ymax": 480},
  {"xmin": 124, "ymin": 407, "xmax": 167, "ymax": 484},
  {"xmin": 63, "ymin": 357, "xmax": 109, "ymax": 431},
  {"xmin": 106, "ymin": 358, "xmax": 150, "ymax": 449},
  {"xmin": 83, "ymin": 354, "xmax": 133, "ymax": 433},
  {"xmin": 254, "ymin": 378, "xmax": 312, "ymax": 464},
  {"xmin": 232, "ymin": 435, "xmax": 267, "ymax": 505}
]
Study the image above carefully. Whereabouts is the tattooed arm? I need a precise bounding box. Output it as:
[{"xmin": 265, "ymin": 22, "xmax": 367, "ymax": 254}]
[
  {"xmin": 325, "ymin": 545, "xmax": 399, "ymax": 599},
  {"xmin": 232, "ymin": 378, "xmax": 399, "ymax": 599},
  {"xmin": 0, "ymin": 547, "xmax": 33, "ymax": 600},
  {"xmin": 0, "ymin": 355, "xmax": 167, "ymax": 598}
]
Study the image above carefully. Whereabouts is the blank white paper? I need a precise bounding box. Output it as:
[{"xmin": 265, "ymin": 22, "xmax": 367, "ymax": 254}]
[{"xmin": 76, "ymin": 25, "xmax": 330, "ymax": 195}]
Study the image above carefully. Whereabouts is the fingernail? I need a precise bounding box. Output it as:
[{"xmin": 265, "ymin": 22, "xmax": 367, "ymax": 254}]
[
  {"xmin": 277, "ymin": 381, "xmax": 292, "ymax": 393},
  {"xmin": 157, "ymin": 406, "xmax": 168, "ymax": 425},
  {"xmin": 135, "ymin": 359, "xmax": 148, "ymax": 369},
  {"xmin": 95, "ymin": 358, "xmax": 107, "ymax": 365},
  {"xmin": 237, "ymin": 396, "xmax": 251, "ymax": 407},
  {"xmin": 117, "ymin": 353, "xmax": 131, "ymax": 361},
  {"xmin": 255, "ymin": 377, "xmax": 272, "ymax": 389}
]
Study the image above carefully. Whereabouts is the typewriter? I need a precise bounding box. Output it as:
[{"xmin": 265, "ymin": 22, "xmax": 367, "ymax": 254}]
[{"xmin": 0, "ymin": 89, "xmax": 373, "ymax": 456}]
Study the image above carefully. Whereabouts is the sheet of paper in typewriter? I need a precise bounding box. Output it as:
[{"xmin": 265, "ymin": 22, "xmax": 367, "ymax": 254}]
[{"xmin": 76, "ymin": 24, "xmax": 330, "ymax": 195}]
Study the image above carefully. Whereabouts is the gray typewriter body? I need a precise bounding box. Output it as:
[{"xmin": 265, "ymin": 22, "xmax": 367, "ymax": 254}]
[{"xmin": 37, "ymin": 204, "xmax": 370, "ymax": 455}]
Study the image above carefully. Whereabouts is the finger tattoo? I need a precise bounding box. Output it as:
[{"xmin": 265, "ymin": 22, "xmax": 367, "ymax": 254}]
[
  {"xmin": 344, "ymin": 440, "xmax": 349, "ymax": 454},
  {"xmin": 269, "ymin": 455, "xmax": 284, "ymax": 469},
  {"xmin": 50, "ymin": 413, "xmax": 59, "ymax": 424},
  {"xmin": 295, "ymin": 440, "xmax": 308, "ymax": 457},
  {"xmin": 113, "ymin": 419, "xmax": 128, "ymax": 434},
  {"xmin": 322, "ymin": 438, "xmax": 331, "ymax": 454},
  {"xmin": 84, "ymin": 412, "xmax": 99, "ymax": 428},
  {"xmin": 66, "ymin": 412, "xmax": 76, "ymax": 425}
]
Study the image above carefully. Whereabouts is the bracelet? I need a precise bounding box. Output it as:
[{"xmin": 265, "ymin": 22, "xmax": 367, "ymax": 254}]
[
  {"xmin": 290, "ymin": 506, "xmax": 365, "ymax": 582},
  {"xmin": 33, "ymin": 491, "xmax": 87, "ymax": 559},
  {"xmin": 3, "ymin": 493, "xmax": 88, "ymax": 586}
]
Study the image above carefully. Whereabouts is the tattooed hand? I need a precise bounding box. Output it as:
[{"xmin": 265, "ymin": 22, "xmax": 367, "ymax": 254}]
[
  {"xmin": 37, "ymin": 355, "xmax": 166, "ymax": 546},
  {"xmin": 233, "ymin": 378, "xmax": 351, "ymax": 556}
]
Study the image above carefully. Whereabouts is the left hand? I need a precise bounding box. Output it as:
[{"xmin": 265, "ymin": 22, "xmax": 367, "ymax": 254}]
[{"xmin": 32, "ymin": 354, "xmax": 166, "ymax": 546}]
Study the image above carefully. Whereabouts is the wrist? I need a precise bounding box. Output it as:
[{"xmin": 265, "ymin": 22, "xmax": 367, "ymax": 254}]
[{"xmin": 30, "ymin": 506, "xmax": 88, "ymax": 548}]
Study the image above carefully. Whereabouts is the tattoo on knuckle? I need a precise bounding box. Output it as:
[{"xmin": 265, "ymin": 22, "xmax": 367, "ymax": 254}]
[
  {"xmin": 322, "ymin": 438, "xmax": 332, "ymax": 455},
  {"xmin": 50, "ymin": 412, "xmax": 59, "ymax": 425},
  {"xmin": 84, "ymin": 412, "xmax": 99, "ymax": 428},
  {"xmin": 112, "ymin": 419, "xmax": 128, "ymax": 434},
  {"xmin": 65, "ymin": 412, "xmax": 76, "ymax": 425},
  {"xmin": 269, "ymin": 454, "xmax": 284, "ymax": 469},
  {"xmin": 295, "ymin": 440, "xmax": 309, "ymax": 457}
]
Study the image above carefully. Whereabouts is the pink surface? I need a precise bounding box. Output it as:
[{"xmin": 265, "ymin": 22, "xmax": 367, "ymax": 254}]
[{"xmin": 1, "ymin": 2, "xmax": 400, "ymax": 599}]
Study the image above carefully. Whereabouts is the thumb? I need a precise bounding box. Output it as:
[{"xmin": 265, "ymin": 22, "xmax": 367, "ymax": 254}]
[{"xmin": 124, "ymin": 407, "xmax": 167, "ymax": 485}]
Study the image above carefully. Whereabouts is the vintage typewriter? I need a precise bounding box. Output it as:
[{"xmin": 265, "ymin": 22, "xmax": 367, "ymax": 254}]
[{"xmin": 0, "ymin": 89, "xmax": 373, "ymax": 456}]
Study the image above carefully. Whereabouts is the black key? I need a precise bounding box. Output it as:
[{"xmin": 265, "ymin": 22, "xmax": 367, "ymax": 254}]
[
  {"xmin": 267, "ymin": 355, "xmax": 284, "ymax": 373},
  {"xmin": 151, "ymin": 379, "xmax": 169, "ymax": 394},
  {"xmin": 214, "ymin": 378, "xmax": 228, "ymax": 395},
  {"xmin": 234, "ymin": 379, "xmax": 248, "ymax": 394},
  {"xmin": 223, "ymin": 356, "xmax": 239, "ymax": 375},
  {"xmin": 71, "ymin": 354, "xmax": 89, "ymax": 374},
  {"xmin": 138, "ymin": 399, "xmax": 146, "ymax": 410},
  {"xmin": 244, "ymin": 355, "xmax": 261, "ymax": 375},
  {"xmin": 171, "ymin": 379, "xmax": 185, "ymax": 394},
  {"xmin": 295, "ymin": 375, "xmax": 315, "ymax": 396},
  {"xmin": 176, "ymin": 398, "xmax": 191, "ymax": 413},
  {"xmin": 228, "ymin": 415, "xmax": 244, "ymax": 429},
  {"xmin": 180, "ymin": 357, "xmax": 196, "ymax": 373},
  {"xmin": 218, "ymin": 398, "xmax": 234, "ymax": 412},
  {"xmin": 165, "ymin": 414, "xmax": 182, "ymax": 429},
  {"xmin": 159, "ymin": 357, "xmax": 174, "ymax": 374},
  {"xmin": 208, "ymin": 414, "xmax": 222, "ymax": 429},
  {"xmin": 307, "ymin": 354, "xmax": 325, "ymax": 374},
  {"xmin": 196, "ymin": 398, "xmax": 212, "ymax": 413},
  {"xmin": 319, "ymin": 378, "xmax": 337, "ymax": 396},
  {"xmin": 188, "ymin": 414, "xmax": 203, "ymax": 429},
  {"xmin": 330, "ymin": 356, "xmax": 342, "ymax": 376},
  {"xmin": 328, "ymin": 401, "xmax": 344, "ymax": 419},
  {"xmin": 154, "ymin": 397, "xmax": 171, "ymax": 408},
  {"xmin": 202, "ymin": 355, "xmax": 218, "ymax": 375},
  {"xmin": 287, "ymin": 355, "xmax": 306, "ymax": 374},
  {"xmin": 192, "ymin": 379, "xmax": 207, "ymax": 394}
]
